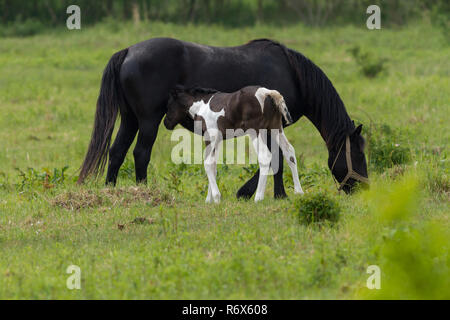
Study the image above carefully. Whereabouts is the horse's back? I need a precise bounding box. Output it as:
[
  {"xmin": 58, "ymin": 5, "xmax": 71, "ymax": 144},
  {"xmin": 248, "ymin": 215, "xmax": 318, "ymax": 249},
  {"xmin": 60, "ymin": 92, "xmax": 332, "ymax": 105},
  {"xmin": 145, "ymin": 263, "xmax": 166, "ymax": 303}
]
[
  {"xmin": 118, "ymin": 37, "xmax": 300, "ymax": 119},
  {"xmin": 119, "ymin": 38, "xmax": 186, "ymax": 116}
]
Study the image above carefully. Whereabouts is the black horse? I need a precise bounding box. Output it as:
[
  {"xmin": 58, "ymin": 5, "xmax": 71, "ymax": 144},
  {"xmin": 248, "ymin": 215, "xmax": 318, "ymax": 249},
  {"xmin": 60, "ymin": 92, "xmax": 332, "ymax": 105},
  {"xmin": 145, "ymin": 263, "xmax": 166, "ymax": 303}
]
[{"xmin": 78, "ymin": 37, "xmax": 368, "ymax": 195}]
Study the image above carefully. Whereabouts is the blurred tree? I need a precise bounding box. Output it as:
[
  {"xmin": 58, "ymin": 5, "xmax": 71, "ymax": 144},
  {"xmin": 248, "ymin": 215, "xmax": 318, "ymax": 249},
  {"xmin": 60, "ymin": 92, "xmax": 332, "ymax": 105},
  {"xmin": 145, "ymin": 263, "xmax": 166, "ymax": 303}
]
[{"xmin": 0, "ymin": 0, "xmax": 445, "ymax": 32}]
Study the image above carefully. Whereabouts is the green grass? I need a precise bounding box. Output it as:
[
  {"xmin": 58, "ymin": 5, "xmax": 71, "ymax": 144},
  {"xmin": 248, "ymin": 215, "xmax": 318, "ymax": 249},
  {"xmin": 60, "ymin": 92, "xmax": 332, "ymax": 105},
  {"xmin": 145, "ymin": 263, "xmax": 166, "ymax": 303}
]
[{"xmin": 0, "ymin": 21, "xmax": 448, "ymax": 299}]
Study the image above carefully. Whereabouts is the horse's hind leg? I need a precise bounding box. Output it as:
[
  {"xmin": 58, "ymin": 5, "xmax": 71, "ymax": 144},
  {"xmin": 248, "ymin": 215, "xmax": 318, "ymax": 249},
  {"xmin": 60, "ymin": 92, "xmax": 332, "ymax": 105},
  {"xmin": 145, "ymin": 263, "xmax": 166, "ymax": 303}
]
[
  {"xmin": 271, "ymin": 139, "xmax": 287, "ymax": 198},
  {"xmin": 106, "ymin": 113, "xmax": 138, "ymax": 185},
  {"xmin": 133, "ymin": 110, "xmax": 165, "ymax": 184}
]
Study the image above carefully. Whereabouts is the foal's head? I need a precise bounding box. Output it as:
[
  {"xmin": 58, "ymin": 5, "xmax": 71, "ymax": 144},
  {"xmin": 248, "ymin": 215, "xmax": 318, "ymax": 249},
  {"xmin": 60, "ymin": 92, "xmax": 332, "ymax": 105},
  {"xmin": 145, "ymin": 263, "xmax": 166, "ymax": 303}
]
[
  {"xmin": 164, "ymin": 87, "xmax": 192, "ymax": 130},
  {"xmin": 164, "ymin": 86, "xmax": 217, "ymax": 130}
]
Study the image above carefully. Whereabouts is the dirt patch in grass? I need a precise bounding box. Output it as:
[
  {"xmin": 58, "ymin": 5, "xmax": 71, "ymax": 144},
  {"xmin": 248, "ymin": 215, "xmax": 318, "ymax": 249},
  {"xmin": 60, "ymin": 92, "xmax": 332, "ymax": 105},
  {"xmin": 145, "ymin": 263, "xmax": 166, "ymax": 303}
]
[{"xmin": 51, "ymin": 186, "xmax": 174, "ymax": 211}]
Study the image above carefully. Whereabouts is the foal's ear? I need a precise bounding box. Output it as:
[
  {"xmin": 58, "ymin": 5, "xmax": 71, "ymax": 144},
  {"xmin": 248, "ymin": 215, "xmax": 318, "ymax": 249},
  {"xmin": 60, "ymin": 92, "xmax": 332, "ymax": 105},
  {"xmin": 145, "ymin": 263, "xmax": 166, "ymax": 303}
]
[{"xmin": 352, "ymin": 124, "xmax": 363, "ymax": 136}]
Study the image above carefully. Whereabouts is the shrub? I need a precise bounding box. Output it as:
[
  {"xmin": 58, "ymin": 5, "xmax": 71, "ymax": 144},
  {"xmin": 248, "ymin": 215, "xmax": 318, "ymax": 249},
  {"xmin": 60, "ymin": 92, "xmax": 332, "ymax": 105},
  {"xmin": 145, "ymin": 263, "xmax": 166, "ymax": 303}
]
[
  {"xmin": 292, "ymin": 191, "xmax": 340, "ymax": 226},
  {"xmin": 1, "ymin": 18, "xmax": 45, "ymax": 37},
  {"xmin": 348, "ymin": 46, "xmax": 388, "ymax": 78},
  {"xmin": 364, "ymin": 123, "xmax": 411, "ymax": 172},
  {"xmin": 360, "ymin": 177, "xmax": 450, "ymax": 299}
]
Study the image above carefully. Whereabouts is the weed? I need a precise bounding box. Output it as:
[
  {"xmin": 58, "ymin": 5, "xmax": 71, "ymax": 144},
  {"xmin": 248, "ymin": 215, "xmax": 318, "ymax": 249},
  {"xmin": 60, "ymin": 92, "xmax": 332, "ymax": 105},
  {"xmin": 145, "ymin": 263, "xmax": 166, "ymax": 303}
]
[
  {"xmin": 15, "ymin": 166, "xmax": 69, "ymax": 190},
  {"xmin": 425, "ymin": 162, "xmax": 449, "ymax": 197}
]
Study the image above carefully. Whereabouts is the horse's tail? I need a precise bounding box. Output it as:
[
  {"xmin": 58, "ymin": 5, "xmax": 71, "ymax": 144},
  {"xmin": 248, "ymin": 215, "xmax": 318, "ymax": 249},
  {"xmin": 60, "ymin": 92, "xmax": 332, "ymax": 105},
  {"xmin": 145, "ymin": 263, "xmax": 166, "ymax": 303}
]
[
  {"xmin": 267, "ymin": 90, "xmax": 293, "ymax": 125},
  {"xmin": 78, "ymin": 48, "xmax": 129, "ymax": 184}
]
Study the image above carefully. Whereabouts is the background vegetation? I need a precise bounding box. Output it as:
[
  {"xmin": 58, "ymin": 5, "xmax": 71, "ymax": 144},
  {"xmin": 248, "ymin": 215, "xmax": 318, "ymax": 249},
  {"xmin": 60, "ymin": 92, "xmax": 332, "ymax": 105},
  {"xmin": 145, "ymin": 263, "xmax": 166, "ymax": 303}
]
[
  {"xmin": 0, "ymin": 1, "xmax": 448, "ymax": 299},
  {"xmin": 0, "ymin": 0, "xmax": 449, "ymax": 35}
]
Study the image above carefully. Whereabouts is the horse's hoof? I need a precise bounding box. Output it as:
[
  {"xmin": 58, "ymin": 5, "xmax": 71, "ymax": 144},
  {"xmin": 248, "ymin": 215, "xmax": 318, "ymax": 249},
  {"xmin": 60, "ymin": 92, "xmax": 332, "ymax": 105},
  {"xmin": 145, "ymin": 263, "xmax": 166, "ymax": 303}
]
[
  {"xmin": 274, "ymin": 192, "xmax": 288, "ymax": 199},
  {"xmin": 236, "ymin": 188, "xmax": 254, "ymax": 200}
]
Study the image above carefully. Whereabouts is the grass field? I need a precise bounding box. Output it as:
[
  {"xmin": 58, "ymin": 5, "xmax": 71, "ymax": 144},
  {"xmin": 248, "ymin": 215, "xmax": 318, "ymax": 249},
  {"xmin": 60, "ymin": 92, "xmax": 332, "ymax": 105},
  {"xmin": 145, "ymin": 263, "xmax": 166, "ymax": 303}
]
[{"xmin": 0, "ymin": 21, "xmax": 448, "ymax": 299}]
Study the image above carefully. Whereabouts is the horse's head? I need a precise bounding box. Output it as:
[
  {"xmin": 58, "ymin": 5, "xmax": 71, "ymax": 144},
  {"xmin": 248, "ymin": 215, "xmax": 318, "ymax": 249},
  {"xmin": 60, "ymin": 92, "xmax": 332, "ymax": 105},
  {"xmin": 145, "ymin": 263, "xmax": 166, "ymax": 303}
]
[
  {"xmin": 164, "ymin": 86, "xmax": 190, "ymax": 130},
  {"xmin": 328, "ymin": 124, "xmax": 369, "ymax": 194}
]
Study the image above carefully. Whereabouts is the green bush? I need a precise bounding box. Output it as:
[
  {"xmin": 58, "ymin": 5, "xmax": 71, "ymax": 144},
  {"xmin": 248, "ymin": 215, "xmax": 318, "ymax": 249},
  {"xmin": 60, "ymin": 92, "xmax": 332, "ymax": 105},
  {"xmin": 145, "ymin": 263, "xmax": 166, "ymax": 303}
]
[
  {"xmin": 365, "ymin": 123, "xmax": 411, "ymax": 172},
  {"xmin": 360, "ymin": 177, "xmax": 450, "ymax": 299},
  {"xmin": 348, "ymin": 46, "xmax": 388, "ymax": 78},
  {"xmin": 1, "ymin": 18, "xmax": 45, "ymax": 37},
  {"xmin": 292, "ymin": 191, "xmax": 341, "ymax": 226}
]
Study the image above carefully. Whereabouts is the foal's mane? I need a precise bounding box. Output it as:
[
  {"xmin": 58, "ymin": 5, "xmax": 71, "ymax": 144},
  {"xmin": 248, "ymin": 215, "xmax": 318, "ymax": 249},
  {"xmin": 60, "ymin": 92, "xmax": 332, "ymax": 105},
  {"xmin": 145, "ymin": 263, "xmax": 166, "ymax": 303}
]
[{"xmin": 248, "ymin": 39, "xmax": 354, "ymax": 149}]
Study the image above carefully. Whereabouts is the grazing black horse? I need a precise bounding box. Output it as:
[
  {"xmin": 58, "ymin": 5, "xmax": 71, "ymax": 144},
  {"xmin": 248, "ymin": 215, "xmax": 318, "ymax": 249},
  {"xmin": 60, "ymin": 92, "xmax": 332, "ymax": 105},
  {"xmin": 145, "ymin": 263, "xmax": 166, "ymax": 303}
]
[{"xmin": 78, "ymin": 37, "xmax": 369, "ymax": 195}]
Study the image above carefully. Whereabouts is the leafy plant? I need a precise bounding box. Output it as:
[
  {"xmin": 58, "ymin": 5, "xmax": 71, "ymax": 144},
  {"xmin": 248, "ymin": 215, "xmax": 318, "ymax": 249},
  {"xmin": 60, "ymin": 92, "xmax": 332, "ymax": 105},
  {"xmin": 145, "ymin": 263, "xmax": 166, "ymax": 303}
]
[
  {"xmin": 364, "ymin": 123, "xmax": 411, "ymax": 172},
  {"xmin": 348, "ymin": 46, "xmax": 388, "ymax": 78},
  {"xmin": 118, "ymin": 156, "xmax": 135, "ymax": 181},
  {"xmin": 239, "ymin": 163, "xmax": 259, "ymax": 181},
  {"xmin": 292, "ymin": 191, "xmax": 340, "ymax": 226},
  {"xmin": 15, "ymin": 166, "xmax": 69, "ymax": 190}
]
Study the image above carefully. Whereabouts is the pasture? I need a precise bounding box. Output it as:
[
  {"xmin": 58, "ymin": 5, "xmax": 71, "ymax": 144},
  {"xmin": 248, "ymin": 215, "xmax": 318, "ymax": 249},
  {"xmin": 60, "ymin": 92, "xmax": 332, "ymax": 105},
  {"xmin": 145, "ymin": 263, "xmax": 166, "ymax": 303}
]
[{"xmin": 0, "ymin": 21, "xmax": 448, "ymax": 299}]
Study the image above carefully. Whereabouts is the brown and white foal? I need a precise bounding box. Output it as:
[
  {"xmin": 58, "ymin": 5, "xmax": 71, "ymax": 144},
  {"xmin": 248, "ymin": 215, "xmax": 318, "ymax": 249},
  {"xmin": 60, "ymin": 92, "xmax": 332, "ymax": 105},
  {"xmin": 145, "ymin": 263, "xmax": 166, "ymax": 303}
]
[{"xmin": 164, "ymin": 86, "xmax": 304, "ymax": 203}]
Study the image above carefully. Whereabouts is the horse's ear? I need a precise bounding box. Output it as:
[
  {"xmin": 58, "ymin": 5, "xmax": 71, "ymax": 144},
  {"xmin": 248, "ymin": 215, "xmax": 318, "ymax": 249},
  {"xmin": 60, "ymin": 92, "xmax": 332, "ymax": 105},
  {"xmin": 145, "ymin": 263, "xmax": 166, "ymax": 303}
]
[{"xmin": 353, "ymin": 124, "xmax": 363, "ymax": 136}]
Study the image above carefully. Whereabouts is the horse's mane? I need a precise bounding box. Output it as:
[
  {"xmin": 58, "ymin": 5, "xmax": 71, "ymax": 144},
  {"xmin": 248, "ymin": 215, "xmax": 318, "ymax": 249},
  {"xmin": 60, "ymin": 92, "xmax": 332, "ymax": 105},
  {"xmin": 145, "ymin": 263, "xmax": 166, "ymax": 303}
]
[{"xmin": 248, "ymin": 38, "xmax": 355, "ymax": 149}]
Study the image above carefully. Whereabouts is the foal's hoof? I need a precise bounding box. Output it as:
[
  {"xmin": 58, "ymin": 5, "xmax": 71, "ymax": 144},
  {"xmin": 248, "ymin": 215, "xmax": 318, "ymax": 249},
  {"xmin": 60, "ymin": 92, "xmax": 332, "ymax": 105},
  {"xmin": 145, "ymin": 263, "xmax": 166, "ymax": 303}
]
[
  {"xmin": 206, "ymin": 194, "xmax": 221, "ymax": 204},
  {"xmin": 254, "ymin": 196, "xmax": 264, "ymax": 203}
]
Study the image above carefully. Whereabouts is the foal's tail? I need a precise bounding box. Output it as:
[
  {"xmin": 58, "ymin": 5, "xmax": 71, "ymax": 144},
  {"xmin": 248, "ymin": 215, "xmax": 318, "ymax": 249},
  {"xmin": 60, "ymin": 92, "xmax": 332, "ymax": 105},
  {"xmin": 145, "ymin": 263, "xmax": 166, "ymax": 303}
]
[
  {"xmin": 78, "ymin": 48, "xmax": 129, "ymax": 184},
  {"xmin": 267, "ymin": 90, "xmax": 293, "ymax": 125}
]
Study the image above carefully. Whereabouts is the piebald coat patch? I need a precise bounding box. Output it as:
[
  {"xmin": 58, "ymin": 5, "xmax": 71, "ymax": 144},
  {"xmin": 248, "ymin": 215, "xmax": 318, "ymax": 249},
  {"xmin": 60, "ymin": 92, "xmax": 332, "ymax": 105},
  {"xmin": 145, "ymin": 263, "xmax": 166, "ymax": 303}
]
[
  {"xmin": 188, "ymin": 95, "xmax": 225, "ymax": 132},
  {"xmin": 255, "ymin": 87, "xmax": 272, "ymax": 113}
]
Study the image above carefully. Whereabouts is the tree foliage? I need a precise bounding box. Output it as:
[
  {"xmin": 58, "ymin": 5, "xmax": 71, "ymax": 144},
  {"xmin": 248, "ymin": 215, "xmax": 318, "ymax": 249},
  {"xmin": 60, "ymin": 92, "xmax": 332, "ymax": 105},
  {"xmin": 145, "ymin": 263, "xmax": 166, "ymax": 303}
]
[{"xmin": 0, "ymin": 0, "xmax": 448, "ymax": 29}]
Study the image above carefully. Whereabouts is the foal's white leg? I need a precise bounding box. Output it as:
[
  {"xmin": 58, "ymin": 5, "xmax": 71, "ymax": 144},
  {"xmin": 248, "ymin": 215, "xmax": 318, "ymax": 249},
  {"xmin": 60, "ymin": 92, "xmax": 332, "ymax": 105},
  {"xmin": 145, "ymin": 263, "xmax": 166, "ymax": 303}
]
[
  {"xmin": 252, "ymin": 133, "xmax": 272, "ymax": 202},
  {"xmin": 205, "ymin": 160, "xmax": 216, "ymax": 203},
  {"xmin": 278, "ymin": 130, "xmax": 304, "ymax": 195},
  {"xmin": 204, "ymin": 139, "xmax": 221, "ymax": 203}
]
